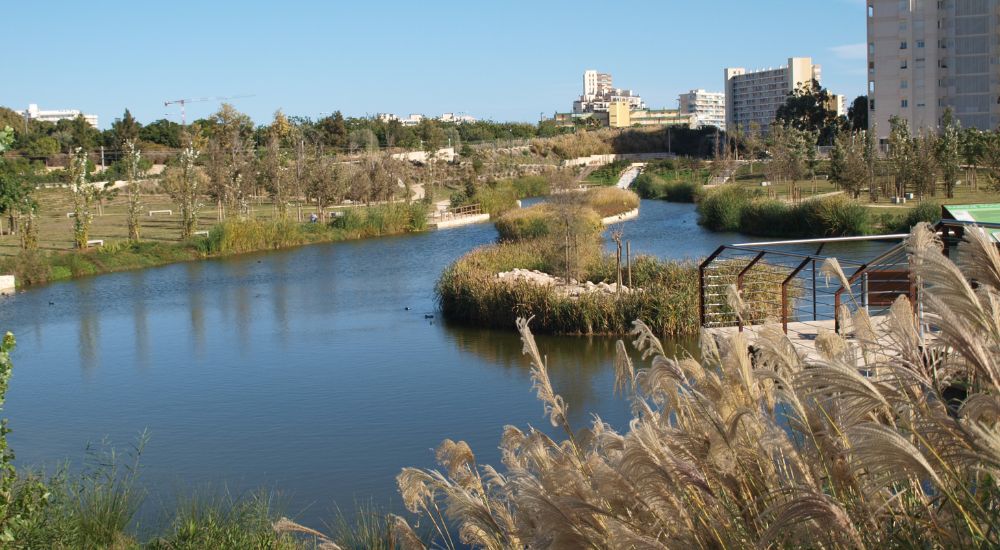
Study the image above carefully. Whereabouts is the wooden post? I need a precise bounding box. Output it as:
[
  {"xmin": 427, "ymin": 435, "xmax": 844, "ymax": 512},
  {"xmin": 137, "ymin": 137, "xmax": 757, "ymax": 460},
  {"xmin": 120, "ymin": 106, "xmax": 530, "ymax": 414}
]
[{"xmin": 626, "ymin": 241, "xmax": 632, "ymax": 289}]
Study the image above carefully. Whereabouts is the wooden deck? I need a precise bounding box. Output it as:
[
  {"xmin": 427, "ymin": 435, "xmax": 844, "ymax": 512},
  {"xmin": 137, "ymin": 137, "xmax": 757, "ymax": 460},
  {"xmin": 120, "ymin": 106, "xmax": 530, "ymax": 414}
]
[{"xmin": 704, "ymin": 316, "xmax": 895, "ymax": 363}]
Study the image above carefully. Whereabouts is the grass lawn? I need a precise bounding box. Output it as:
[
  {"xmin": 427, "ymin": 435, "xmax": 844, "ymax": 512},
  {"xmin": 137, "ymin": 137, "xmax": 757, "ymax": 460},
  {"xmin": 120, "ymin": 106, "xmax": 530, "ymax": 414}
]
[{"xmin": 0, "ymin": 188, "xmax": 308, "ymax": 257}]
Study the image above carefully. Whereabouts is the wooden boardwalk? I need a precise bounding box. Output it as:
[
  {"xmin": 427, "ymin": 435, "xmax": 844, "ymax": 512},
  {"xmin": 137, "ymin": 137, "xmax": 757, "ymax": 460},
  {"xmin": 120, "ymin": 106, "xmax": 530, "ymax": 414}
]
[{"xmin": 704, "ymin": 316, "xmax": 895, "ymax": 363}]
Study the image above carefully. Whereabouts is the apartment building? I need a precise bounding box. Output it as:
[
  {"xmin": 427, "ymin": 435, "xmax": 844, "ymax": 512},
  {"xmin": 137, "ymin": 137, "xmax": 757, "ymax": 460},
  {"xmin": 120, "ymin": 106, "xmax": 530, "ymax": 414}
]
[
  {"xmin": 17, "ymin": 103, "xmax": 98, "ymax": 128},
  {"xmin": 724, "ymin": 57, "xmax": 822, "ymax": 134},
  {"xmin": 573, "ymin": 70, "xmax": 646, "ymax": 113},
  {"xmin": 678, "ymin": 89, "xmax": 726, "ymax": 129},
  {"xmin": 867, "ymin": 0, "xmax": 1000, "ymax": 140}
]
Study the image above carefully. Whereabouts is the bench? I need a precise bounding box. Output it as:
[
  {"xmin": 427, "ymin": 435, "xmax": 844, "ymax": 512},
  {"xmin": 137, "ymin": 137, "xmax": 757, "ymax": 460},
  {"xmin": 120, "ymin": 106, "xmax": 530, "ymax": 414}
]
[
  {"xmin": 86, "ymin": 239, "xmax": 104, "ymax": 248},
  {"xmin": 66, "ymin": 212, "xmax": 76, "ymax": 218},
  {"xmin": 866, "ymin": 270, "xmax": 911, "ymax": 307},
  {"xmin": 148, "ymin": 209, "xmax": 172, "ymax": 217},
  {"xmin": 193, "ymin": 230, "xmax": 209, "ymax": 237}
]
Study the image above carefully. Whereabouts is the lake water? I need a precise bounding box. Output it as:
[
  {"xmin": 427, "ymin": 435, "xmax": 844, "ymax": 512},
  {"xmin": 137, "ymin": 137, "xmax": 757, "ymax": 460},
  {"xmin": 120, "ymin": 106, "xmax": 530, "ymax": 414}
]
[{"xmin": 0, "ymin": 199, "xmax": 889, "ymax": 530}]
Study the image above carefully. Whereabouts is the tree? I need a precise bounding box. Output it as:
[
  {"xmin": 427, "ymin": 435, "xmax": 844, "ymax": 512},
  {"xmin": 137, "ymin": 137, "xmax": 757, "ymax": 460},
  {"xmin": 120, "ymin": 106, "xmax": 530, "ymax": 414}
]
[
  {"xmin": 847, "ymin": 95, "xmax": 869, "ymax": 131},
  {"xmin": 0, "ymin": 128, "xmax": 34, "ymax": 239},
  {"xmin": 259, "ymin": 112, "xmax": 291, "ymax": 218},
  {"xmin": 980, "ymin": 131, "xmax": 1000, "ymax": 191},
  {"xmin": 68, "ymin": 148, "xmax": 97, "ymax": 248},
  {"xmin": 887, "ymin": 116, "xmax": 914, "ymax": 198},
  {"xmin": 766, "ymin": 124, "xmax": 810, "ymax": 184},
  {"xmin": 830, "ymin": 131, "xmax": 869, "ymax": 199},
  {"xmin": 863, "ymin": 124, "xmax": 879, "ymax": 202},
  {"xmin": 111, "ymin": 109, "xmax": 141, "ymax": 148},
  {"xmin": 204, "ymin": 104, "xmax": 256, "ymax": 218},
  {"xmin": 319, "ymin": 111, "xmax": 348, "ymax": 151},
  {"xmin": 774, "ymin": 80, "xmax": 842, "ymax": 145},
  {"xmin": 138, "ymin": 119, "xmax": 183, "ymax": 148},
  {"xmin": 935, "ymin": 108, "xmax": 961, "ymax": 199},
  {"xmin": 306, "ymin": 156, "xmax": 347, "ymax": 216},
  {"xmin": 959, "ymin": 127, "xmax": 985, "ymax": 192},
  {"xmin": 348, "ymin": 129, "xmax": 379, "ymax": 153},
  {"xmin": 123, "ymin": 140, "xmax": 143, "ymax": 241},
  {"xmin": 742, "ymin": 122, "xmax": 763, "ymax": 176},
  {"xmin": 912, "ymin": 132, "xmax": 939, "ymax": 199},
  {"xmin": 162, "ymin": 146, "xmax": 206, "ymax": 239}
]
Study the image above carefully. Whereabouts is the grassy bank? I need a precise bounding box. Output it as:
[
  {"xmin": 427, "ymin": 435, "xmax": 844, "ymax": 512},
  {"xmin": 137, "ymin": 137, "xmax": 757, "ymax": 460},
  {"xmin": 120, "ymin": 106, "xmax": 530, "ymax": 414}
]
[
  {"xmin": 494, "ymin": 188, "xmax": 638, "ymax": 242},
  {"xmin": 697, "ymin": 186, "xmax": 941, "ymax": 237},
  {"xmin": 1, "ymin": 203, "xmax": 428, "ymax": 288},
  {"xmin": 454, "ymin": 175, "xmax": 550, "ymax": 216}
]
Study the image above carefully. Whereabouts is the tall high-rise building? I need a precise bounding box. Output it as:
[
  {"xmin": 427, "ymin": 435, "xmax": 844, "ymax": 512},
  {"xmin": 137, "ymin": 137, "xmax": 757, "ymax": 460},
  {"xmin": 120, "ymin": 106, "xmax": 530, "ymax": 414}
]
[
  {"xmin": 574, "ymin": 70, "xmax": 645, "ymax": 113},
  {"xmin": 678, "ymin": 89, "xmax": 726, "ymax": 129},
  {"xmin": 724, "ymin": 57, "xmax": 821, "ymax": 134},
  {"xmin": 583, "ymin": 70, "xmax": 613, "ymax": 101},
  {"xmin": 867, "ymin": 0, "xmax": 1000, "ymax": 140}
]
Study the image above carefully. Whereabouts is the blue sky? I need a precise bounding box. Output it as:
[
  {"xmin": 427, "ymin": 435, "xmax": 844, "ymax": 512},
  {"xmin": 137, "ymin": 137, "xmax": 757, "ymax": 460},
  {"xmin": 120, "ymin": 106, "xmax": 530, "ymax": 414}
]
[{"xmin": 4, "ymin": 0, "xmax": 868, "ymax": 128}]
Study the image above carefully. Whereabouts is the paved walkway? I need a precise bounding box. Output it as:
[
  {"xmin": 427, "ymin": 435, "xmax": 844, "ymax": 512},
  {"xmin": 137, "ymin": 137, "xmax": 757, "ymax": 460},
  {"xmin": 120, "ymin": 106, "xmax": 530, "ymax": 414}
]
[{"xmin": 616, "ymin": 163, "xmax": 646, "ymax": 189}]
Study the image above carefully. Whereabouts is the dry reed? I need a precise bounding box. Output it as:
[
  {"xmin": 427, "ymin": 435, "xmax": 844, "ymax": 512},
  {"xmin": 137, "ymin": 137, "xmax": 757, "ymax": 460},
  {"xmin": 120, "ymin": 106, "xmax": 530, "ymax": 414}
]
[{"xmin": 402, "ymin": 222, "xmax": 1000, "ymax": 548}]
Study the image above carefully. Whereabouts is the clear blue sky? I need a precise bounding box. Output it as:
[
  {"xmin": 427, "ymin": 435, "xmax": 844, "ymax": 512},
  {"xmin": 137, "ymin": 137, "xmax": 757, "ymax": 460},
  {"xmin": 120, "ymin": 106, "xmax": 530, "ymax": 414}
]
[{"xmin": 5, "ymin": 0, "xmax": 867, "ymax": 128}]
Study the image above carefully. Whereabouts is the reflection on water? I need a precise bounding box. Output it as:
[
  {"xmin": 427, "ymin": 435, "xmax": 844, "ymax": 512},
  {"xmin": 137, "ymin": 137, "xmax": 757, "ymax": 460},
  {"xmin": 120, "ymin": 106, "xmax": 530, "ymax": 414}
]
[{"xmin": 0, "ymin": 200, "xmax": 885, "ymax": 528}]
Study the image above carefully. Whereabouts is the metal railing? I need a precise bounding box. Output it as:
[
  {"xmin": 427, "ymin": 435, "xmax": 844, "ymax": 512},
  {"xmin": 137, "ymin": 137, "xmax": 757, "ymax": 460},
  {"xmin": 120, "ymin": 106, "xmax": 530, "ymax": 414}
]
[
  {"xmin": 699, "ymin": 220, "xmax": 1000, "ymax": 338},
  {"xmin": 699, "ymin": 238, "xmax": 893, "ymax": 338},
  {"xmin": 435, "ymin": 203, "xmax": 483, "ymax": 219}
]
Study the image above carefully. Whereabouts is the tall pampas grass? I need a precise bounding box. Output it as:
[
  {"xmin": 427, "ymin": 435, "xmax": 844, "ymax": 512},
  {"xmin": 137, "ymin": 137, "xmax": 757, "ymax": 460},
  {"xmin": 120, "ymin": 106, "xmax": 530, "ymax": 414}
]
[{"xmin": 398, "ymin": 223, "xmax": 1000, "ymax": 548}]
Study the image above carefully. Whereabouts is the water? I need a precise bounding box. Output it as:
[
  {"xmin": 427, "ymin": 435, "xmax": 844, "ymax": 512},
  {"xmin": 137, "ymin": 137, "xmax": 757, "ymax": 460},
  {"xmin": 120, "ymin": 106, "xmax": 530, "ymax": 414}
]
[{"xmin": 0, "ymin": 200, "xmax": 885, "ymax": 529}]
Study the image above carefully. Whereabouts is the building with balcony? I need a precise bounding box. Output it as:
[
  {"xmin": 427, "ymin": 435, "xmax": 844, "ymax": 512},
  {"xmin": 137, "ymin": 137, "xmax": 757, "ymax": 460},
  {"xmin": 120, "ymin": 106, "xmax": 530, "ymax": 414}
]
[
  {"xmin": 867, "ymin": 0, "xmax": 1000, "ymax": 140},
  {"xmin": 678, "ymin": 89, "xmax": 726, "ymax": 129},
  {"xmin": 724, "ymin": 57, "xmax": 822, "ymax": 134},
  {"xmin": 17, "ymin": 103, "xmax": 98, "ymax": 128},
  {"xmin": 573, "ymin": 69, "xmax": 646, "ymax": 113}
]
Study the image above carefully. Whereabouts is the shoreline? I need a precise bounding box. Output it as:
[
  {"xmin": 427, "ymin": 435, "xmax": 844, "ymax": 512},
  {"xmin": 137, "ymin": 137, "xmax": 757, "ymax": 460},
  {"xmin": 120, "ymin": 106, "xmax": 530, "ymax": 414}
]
[{"xmin": 1, "ymin": 215, "xmax": 431, "ymax": 291}]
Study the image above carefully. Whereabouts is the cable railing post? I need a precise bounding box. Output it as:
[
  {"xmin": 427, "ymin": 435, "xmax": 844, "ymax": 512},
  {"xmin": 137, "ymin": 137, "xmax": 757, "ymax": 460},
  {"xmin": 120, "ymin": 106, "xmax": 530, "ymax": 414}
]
[
  {"xmin": 736, "ymin": 251, "xmax": 766, "ymax": 332},
  {"xmin": 782, "ymin": 258, "xmax": 811, "ymax": 334}
]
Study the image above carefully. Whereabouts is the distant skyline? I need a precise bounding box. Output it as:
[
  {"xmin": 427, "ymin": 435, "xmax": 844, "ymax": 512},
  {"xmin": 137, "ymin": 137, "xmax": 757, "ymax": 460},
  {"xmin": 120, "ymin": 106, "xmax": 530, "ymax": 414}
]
[{"xmin": 5, "ymin": 0, "xmax": 868, "ymax": 128}]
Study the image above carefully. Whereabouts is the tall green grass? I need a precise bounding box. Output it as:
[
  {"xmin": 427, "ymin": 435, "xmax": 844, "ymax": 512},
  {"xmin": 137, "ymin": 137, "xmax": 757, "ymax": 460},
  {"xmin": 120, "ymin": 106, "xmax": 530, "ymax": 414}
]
[
  {"xmin": 698, "ymin": 188, "xmax": 875, "ymax": 237},
  {"xmin": 472, "ymin": 176, "xmax": 551, "ymax": 216},
  {"xmin": 632, "ymin": 172, "xmax": 702, "ymax": 202}
]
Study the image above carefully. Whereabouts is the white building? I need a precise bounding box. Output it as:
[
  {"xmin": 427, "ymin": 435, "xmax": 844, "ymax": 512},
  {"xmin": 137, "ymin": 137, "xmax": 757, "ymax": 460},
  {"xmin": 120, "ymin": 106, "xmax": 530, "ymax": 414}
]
[
  {"xmin": 830, "ymin": 94, "xmax": 848, "ymax": 117},
  {"xmin": 867, "ymin": 0, "xmax": 1000, "ymax": 140},
  {"xmin": 678, "ymin": 89, "xmax": 726, "ymax": 129},
  {"xmin": 573, "ymin": 69, "xmax": 646, "ymax": 113},
  {"xmin": 438, "ymin": 112, "xmax": 477, "ymax": 124},
  {"xmin": 17, "ymin": 103, "xmax": 98, "ymax": 128},
  {"xmin": 724, "ymin": 57, "xmax": 822, "ymax": 134}
]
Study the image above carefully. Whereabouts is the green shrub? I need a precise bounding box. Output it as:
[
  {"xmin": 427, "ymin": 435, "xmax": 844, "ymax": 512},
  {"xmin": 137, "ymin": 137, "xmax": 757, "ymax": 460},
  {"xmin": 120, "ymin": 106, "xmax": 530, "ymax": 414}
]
[
  {"xmin": 697, "ymin": 186, "xmax": 755, "ymax": 232},
  {"xmin": 5, "ymin": 250, "xmax": 51, "ymax": 286}
]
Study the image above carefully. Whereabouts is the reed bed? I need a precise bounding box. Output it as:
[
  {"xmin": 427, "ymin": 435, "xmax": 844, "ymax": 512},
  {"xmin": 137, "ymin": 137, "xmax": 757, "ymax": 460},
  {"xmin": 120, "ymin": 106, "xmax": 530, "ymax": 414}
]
[
  {"xmin": 437, "ymin": 239, "xmax": 701, "ymax": 336},
  {"xmin": 0, "ymin": 203, "xmax": 430, "ymax": 287},
  {"xmin": 493, "ymin": 188, "xmax": 636, "ymax": 242},
  {"xmin": 582, "ymin": 187, "xmax": 640, "ymax": 218},
  {"xmin": 632, "ymin": 172, "xmax": 702, "ymax": 202},
  {"xmin": 398, "ymin": 222, "xmax": 1000, "ymax": 548},
  {"xmin": 697, "ymin": 187, "xmax": 940, "ymax": 237}
]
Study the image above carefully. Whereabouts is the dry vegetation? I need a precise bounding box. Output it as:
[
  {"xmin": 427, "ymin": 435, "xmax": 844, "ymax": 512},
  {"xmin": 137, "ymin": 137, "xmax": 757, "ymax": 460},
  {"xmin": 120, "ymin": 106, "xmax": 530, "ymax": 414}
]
[{"xmin": 399, "ymin": 223, "xmax": 1000, "ymax": 548}]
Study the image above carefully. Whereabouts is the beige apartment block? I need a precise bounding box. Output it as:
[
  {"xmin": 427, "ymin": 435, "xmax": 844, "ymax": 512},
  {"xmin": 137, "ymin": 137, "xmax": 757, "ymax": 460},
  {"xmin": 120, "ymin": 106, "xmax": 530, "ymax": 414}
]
[
  {"xmin": 867, "ymin": 0, "xmax": 1000, "ymax": 141},
  {"xmin": 724, "ymin": 57, "xmax": 821, "ymax": 134},
  {"xmin": 679, "ymin": 89, "xmax": 726, "ymax": 129}
]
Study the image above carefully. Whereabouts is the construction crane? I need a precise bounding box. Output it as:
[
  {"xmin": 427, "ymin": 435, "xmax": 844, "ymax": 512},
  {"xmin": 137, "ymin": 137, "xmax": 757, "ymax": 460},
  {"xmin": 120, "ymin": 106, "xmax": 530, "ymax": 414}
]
[{"xmin": 163, "ymin": 94, "xmax": 254, "ymax": 125}]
